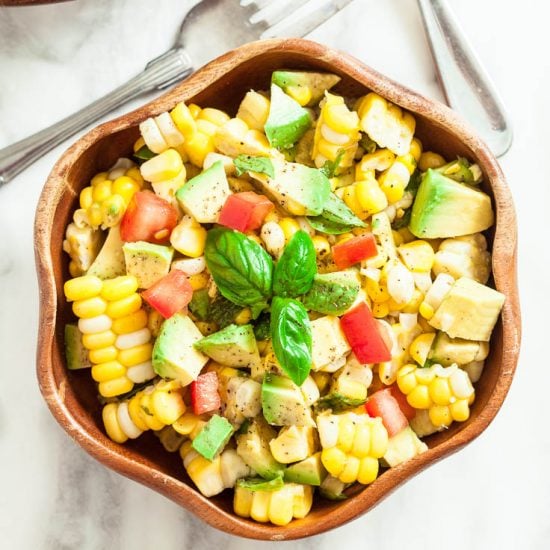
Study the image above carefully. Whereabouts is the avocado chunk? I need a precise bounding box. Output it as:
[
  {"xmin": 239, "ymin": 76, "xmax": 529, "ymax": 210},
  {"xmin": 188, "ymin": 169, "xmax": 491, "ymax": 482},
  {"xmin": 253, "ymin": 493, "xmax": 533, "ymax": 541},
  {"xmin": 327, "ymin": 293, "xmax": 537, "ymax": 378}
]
[
  {"xmin": 302, "ymin": 271, "xmax": 360, "ymax": 315},
  {"xmin": 319, "ymin": 475, "xmax": 348, "ymax": 500},
  {"xmin": 272, "ymin": 70, "xmax": 341, "ymax": 107},
  {"xmin": 264, "ymin": 83, "xmax": 311, "ymax": 150},
  {"xmin": 64, "ymin": 324, "xmax": 91, "ymax": 370},
  {"xmin": 176, "ymin": 160, "xmax": 231, "ymax": 223},
  {"xmin": 152, "ymin": 313, "xmax": 209, "ymax": 385},
  {"xmin": 428, "ymin": 331, "xmax": 489, "ymax": 366},
  {"xmin": 409, "ymin": 169, "xmax": 494, "ymax": 238},
  {"xmin": 310, "ymin": 316, "xmax": 350, "ymax": 372},
  {"xmin": 194, "ymin": 324, "xmax": 261, "ymax": 368},
  {"xmin": 236, "ymin": 476, "xmax": 284, "ymax": 492},
  {"xmin": 429, "ymin": 277, "xmax": 505, "ymax": 341},
  {"xmin": 87, "ymin": 225, "xmax": 125, "ymax": 279},
  {"xmin": 284, "ymin": 452, "xmax": 327, "ymax": 486},
  {"xmin": 249, "ymin": 157, "xmax": 330, "ymax": 216},
  {"xmin": 261, "ymin": 373, "xmax": 314, "ymax": 427},
  {"xmin": 236, "ymin": 417, "xmax": 286, "ymax": 480},
  {"xmin": 122, "ymin": 241, "xmax": 173, "ymax": 289},
  {"xmin": 188, "ymin": 288, "xmax": 210, "ymax": 321},
  {"xmin": 382, "ymin": 426, "xmax": 428, "ymax": 467},
  {"xmin": 191, "ymin": 415, "xmax": 234, "ymax": 461}
]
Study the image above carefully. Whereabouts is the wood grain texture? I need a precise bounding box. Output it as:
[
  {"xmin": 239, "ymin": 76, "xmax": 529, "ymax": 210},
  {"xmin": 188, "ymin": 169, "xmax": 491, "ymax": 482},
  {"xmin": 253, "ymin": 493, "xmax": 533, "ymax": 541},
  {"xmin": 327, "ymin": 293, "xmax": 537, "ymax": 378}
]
[
  {"xmin": 0, "ymin": 0, "xmax": 72, "ymax": 5},
  {"xmin": 34, "ymin": 38, "xmax": 521, "ymax": 541}
]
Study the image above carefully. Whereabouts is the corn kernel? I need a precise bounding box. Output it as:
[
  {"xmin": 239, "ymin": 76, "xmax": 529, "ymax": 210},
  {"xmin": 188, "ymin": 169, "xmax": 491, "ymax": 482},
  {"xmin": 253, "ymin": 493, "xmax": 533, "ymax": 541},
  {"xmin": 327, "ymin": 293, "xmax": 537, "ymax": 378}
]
[
  {"xmin": 188, "ymin": 272, "xmax": 209, "ymax": 291},
  {"xmin": 128, "ymin": 395, "xmax": 150, "ymax": 431},
  {"xmin": 407, "ymin": 384, "xmax": 431, "ymax": 409},
  {"xmin": 419, "ymin": 302, "xmax": 434, "ymax": 320},
  {"xmin": 322, "ymin": 447, "xmax": 347, "ymax": 477},
  {"xmin": 409, "ymin": 138, "xmax": 423, "ymax": 162},
  {"xmin": 82, "ymin": 329, "xmax": 117, "ymax": 350},
  {"xmin": 106, "ymin": 293, "xmax": 142, "ymax": 319},
  {"xmin": 352, "ymin": 423, "xmax": 371, "ymax": 458},
  {"xmin": 358, "ymin": 456, "xmax": 379, "ymax": 484},
  {"xmin": 101, "ymin": 195, "xmax": 126, "ymax": 228},
  {"xmin": 112, "ymin": 176, "xmax": 140, "ymax": 204},
  {"xmin": 140, "ymin": 149, "xmax": 183, "ymax": 183},
  {"xmin": 419, "ymin": 151, "xmax": 446, "ymax": 171},
  {"xmin": 148, "ymin": 310, "xmax": 164, "ymax": 338},
  {"xmin": 429, "ymin": 377, "xmax": 452, "ymax": 405},
  {"xmin": 112, "ymin": 309, "xmax": 148, "ymax": 335},
  {"xmin": 234, "ymin": 308, "xmax": 252, "ymax": 325},
  {"xmin": 118, "ymin": 343, "xmax": 153, "ymax": 367},
  {"xmin": 409, "ymin": 332, "xmax": 436, "ymax": 366},
  {"xmin": 133, "ymin": 136, "xmax": 146, "ymax": 152},
  {"xmin": 170, "ymin": 102, "xmax": 197, "ymax": 138},
  {"xmin": 91, "ymin": 360, "xmax": 126, "ymax": 383},
  {"xmin": 139, "ymin": 394, "xmax": 165, "ymax": 430},
  {"xmin": 198, "ymin": 107, "xmax": 230, "ymax": 126},
  {"xmin": 369, "ymin": 420, "xmax": 388, "ymax": 457},
  {"xmin": 91, "ymin": 172, "xmax": 108, "ymax": 186},
  {"xmin": 170, "ymin": 224, "xmax": 207, "ymax": 257},
  {"xmin": 372, "ymin": 302, "xmax": 389, "ymax": 318},
  {"xmin": 402, "ymin": 289, "xmax": 424, "ymax": 314},
  {"xmin": 79, "ymin": 186, "xmax": 93, "ymax": 209},
  {"xmin": 92, "ymin": 179, "xmax": 112, "ymax": 203},
  {"xmin": 339, "ymin": 456, "xmax": 360, "ymax": 484},
  {"xmin": 398, "ymin": 240, "xmax": 435, "ymax": 272},
  {"xmin": 88, "ymin": 345, "xmax": 118, "ymax": 364},
  {"xmin": 312, "ymin": 235, "xmax": 331, "ymax": 259},
  {"xmin": 279, "ymin": 218, "xmax": 301, "ymax": 243},
  {"xmin": 337, "ymin": 416, "xmax": 356, "ymax": 453},
  {"xmin": 103, "ymin": 403, "xmax": 128, "ymax": 443},
  {"xmin": 450, "ymin": 399, "xmax": 470, "ymax": 422},
  {"xmin": 429, "ymin": 405, "xmax": 452, "ymax": 427},
  {"xmin": 64, "ymin": 275, "xmax": 103, "ymax": 302},
  {"xmin": 73, "ymin": 296, "xmax": 107, "ymax": 319},
  {"xmin": 101, "ymin": 276, "xmax": 139, "ymax": 301},
  {"xmin": 355, "ymin": 178, "xmax": 388, "ymax": 216},
  {"xmin": 126, "ymin": 166, "xmax": 144, "ymax": 185},
  {"xmin": 99, "ymin": 376, "xmax": 133, "ymax": 398},
  {"xmin": 151, "ymin": 390, "xmax": 186, "ymax": 425}
]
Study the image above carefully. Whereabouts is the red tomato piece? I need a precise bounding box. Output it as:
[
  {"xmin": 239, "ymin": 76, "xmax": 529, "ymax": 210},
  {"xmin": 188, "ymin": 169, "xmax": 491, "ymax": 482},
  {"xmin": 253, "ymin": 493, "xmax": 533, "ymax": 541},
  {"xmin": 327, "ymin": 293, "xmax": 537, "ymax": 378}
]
[
  {"xmin": 120, "ymin": 191, "xmax": 178, "ymax": 243},
  {"xmin": 191, "ymin": 372, "xmax": 221, "ymax": 415},
  {"xmin": 366, "ymin": 388, "xmax": 409, "ymax": 437},
  {"xmin": 388, "ymin": 384, "xmax": 416, "ymax": 421},
  {"xmin": 142, "ymin": 269, "xmax": 193, "ymax": 319},
  {"xmin": 340, "ymin": 302, "xmax": 392, "ymax": 363},
  {"xmin": 332, "ymin": 233, "xmax": 378, "ymax": 269},
  {"xmin": 218, "ymin": 192, "xmax": 274, "ymax": 233}
]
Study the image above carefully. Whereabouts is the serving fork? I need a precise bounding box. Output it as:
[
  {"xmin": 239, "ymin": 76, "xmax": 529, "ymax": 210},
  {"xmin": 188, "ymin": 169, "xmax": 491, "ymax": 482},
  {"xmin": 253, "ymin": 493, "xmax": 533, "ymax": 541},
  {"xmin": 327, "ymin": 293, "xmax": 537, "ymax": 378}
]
[{"xmin": 0, "ymin": 0, "xmax": 352, "ymax": 184}]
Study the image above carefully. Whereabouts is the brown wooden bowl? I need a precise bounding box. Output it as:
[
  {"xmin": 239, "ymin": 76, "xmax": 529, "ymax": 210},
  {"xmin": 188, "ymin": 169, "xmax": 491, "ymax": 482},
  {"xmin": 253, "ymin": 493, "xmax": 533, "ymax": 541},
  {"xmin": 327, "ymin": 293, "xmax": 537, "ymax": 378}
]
[{"xmin": 34, "ymin": 38, "xmax": 521, "ymax": 540}]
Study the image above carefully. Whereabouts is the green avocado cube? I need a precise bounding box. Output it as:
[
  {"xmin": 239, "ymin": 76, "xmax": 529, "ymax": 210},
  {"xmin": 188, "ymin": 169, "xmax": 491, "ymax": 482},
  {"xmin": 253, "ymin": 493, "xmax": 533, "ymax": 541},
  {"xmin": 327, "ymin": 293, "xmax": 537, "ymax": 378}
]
[
  {"xmin": 64, "ymin": 324, "xmax": 91, "ymax": 370},
  {"xmin": 271, "ymin": 70, "xmax": 341, "ymax": 106},
  {"xmin": 122, "ymin": 241, "xmax": 173, "ymax": 289},
  {"xmin": 192, "ymin": 415, "xmax": 234, "ymax": 461}
]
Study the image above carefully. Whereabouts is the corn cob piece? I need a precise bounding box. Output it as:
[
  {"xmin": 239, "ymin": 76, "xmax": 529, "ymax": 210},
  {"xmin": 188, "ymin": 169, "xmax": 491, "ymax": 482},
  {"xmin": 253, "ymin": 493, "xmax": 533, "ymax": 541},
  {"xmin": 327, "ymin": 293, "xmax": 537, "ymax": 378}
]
[
  {"xmin": 396, "ymin": 363, "xmax": 475, "ymax": 427},
  {"xmin": 312, "ymin": 92, "xmax": 360, "ymax": 173},
  {"xmin": 317, "ymin": 412, "xmax": 388, "ymax": 485},
  {"xmin": 180, "ymin": 442, "xmax": 252, "ymax": 497},
  {"xmin": 64, "ymin": 275, "xmax": 156, "ymax": 397},
  {"xmin": 233, "ymin": 482, "xmax": 313, "ymax": 526},
  {"xmin": 102, "ymin": 379, "xmax": 186, "ymax": 443},
  {"xmin": 236, "ymin": 90, "xmax": 271, "ymax": 131},
  {"xmin": 63, "ymin": 220, "xmax": 103, "ymax": 277},
  {"xmin": 213, "ymin": 117, "xmax": 271, "ymax": 158},
  {"xmin": 378, "ymin": 152, "xmax": 417, "ymax": 204},
  {"xmin": 356, "ymin": 92, "xmax": 416, "ymax": 156}
]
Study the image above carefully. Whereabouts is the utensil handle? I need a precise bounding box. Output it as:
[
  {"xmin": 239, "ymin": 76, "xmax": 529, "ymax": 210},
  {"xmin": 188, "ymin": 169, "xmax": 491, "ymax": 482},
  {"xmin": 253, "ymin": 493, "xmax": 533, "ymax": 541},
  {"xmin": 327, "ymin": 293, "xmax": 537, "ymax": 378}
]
[
  {"xmin": 417, "ymin": 0, "xmax": 512, "ymax": 156},
  {"xmin": 0, "ymin": 48, "xmax": 193, "ymax": 186}
]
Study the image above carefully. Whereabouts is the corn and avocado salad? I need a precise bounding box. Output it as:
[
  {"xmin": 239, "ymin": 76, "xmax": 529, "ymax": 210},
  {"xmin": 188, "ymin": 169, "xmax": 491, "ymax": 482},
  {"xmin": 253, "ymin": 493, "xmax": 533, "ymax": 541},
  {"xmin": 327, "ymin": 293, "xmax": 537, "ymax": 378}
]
[{"xmin": 62, "ymin": 70, "xmax": 505, "ymax": 526}]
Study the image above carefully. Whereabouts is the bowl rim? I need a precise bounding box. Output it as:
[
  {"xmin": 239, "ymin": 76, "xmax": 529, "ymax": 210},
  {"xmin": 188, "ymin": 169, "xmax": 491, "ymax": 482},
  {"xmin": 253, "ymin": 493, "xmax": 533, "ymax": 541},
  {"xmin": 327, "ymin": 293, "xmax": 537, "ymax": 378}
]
[{"xmin": 34, "ymin": 37, "xmax": 521, "ymax": 540}]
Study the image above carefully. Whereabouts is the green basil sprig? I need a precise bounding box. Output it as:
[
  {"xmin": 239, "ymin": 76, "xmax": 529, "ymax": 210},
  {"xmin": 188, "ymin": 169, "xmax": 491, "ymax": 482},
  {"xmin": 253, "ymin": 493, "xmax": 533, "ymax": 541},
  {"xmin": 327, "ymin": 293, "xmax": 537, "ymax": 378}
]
[
  {"xmin": 270, "ymin": 297, "xmax": 312, "ymax": 386},
  {"xmin": 205, "ymin": 228, "xmax": 273, "ymax": 318},
  {"xmin": 234, "ymin": 154, "xmax": 275, "ymax": 178},
  {"xmin": 307, "ymin": 193, "xmax": 366, "ymax": 234},
  {"xmin": 272, "ymin": 230, "xmax": 316, "ymax": 297}
]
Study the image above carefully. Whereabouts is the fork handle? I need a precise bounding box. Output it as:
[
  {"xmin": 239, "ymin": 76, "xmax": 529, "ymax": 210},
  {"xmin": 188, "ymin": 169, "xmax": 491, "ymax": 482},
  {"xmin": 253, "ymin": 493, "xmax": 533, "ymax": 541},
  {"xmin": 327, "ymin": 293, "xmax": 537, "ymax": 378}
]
[
  {"xmin": 417, "ymin": 0, "xmax": 512, "ymax": 156},
  {"xmin": 0, "ymin": 47, "xmax": 193, "ymax": 186}
]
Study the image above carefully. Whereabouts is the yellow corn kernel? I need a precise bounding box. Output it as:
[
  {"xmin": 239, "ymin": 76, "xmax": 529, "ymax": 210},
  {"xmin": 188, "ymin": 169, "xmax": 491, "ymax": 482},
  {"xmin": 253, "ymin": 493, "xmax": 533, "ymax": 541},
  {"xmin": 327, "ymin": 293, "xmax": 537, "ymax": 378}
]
[
  {"xmin": 321, "ymin": 447, "xmax": 347, "ymax": 477},
  {"xmin": 418, "ymin": 316, "xmax": 435, "ymax": 334},
  {"xmin": 449, "ymin": 399, "xmax": 470, "ymax": 422},
  {"xmin": 268, "ymin": 488, "xmax": 295, "ymax": 526},
  {"xmin": 407, "ymin": 384, "xmax": 431, "ymax": 409},
  {"xmin": 82, "ymin": 330, "xmax": 116, "ymax": 350},
  {"xmin": 198, "ymin": 107, "xmax": 230, "ymax": 126},
  {"xmin": 372, "ymin": 302, "xmax": 389, "ymax": 318},
  {"xmin": 68, "ymin": 261, "xmax": 80, "ymax": 278},
  {"xmin": 140, "ymin": 394, "xmax": 165, "ymax": 430},
  {"xmin": 418, "ymin": 151, "xmax": 446, "ymax": 172},
  {"xmin": 339, "ymin": 455, "xmax": 361, "ymax": 484},
  {"xmin": 112, "ymin": 309, "xmax": 148, "ymax": 335},
  {"xmin": 398, "ymin": 240, "xmax": 435, "ymax": 272},
  {"xmin": 92, "ymin": 179, "xmax": 112, "ymax": 203},
  {"xmin": 170, "ymin": 224, "xmax": 207, "ymax": 257},
  {"xmin": 351, "ymin": 423, "xmax": 371, "ymax": 458},
  {"xmin": 128, "ymin": 395, "xmax": 150, "ymax": 431},
  {"xmin": 88, "ymin": 345, "xmax": 118, "ymax": 364},
  {"xmin": 429, "ymin": 405, "xmax": 452, "ymax": 427},
  {"xmin": 106, "ymin": 293, "xmax": 142, "ymax": 319},
  {"xmin": 234, "ymin": 486, "xmax": 254, "ymax": 518},
  {"xmin": 184, "ymin": 132, "xmax": 215, "ymax": 167},
  {"xmin": 170, "ymin": 102, "xmax": 197, "ymax": 138},
  {"xmin": 419, "ymin": 301, "xmax": 434, "ymax": 320},
  {"xmin": 151, "ymin": 390, "xmax": 186, "ymax": 425},
  {"xmin": 409, "ymin": 332, "xmax": 435, "ymax": 366},
  {"xmin": 293, "ymin": 485, "xmax": 314, "ymax": 519},
  {"xmin": 365, "ymin": 278, "xmax": 390, "ymax": 304},
  {"xmin": 102, "ymin": 403, "xmax": 128, "ymax": 443},
  {"xmin": 402, "ymin": 288, "xmax": 424, "ymax": 314},
  {"xmin": 234, "ymin": 308, "xmax": 252, "ymax": 325},
  {"xmin": 312, "ymin": 235, "xmax": 331, "ymax": 259},
  {"xmin": 126, "ymin": 166, "xmax": 144, "ymax": 185},
  {"xmin": 379, "ymin": 172, "xmax": 406, "ymax": 203},
  {"xmin": 133, "ymin": 136, "xmax": 146, "ymax": 152},
  {"xmin": 64, "ymin": 275, "xmax": 103, "ymax": 302},
  {"xmin": 100, "ymin": 195, "xmax": 126, "ymax": 228},
  {"xmin": 188, "ymin": 272, "xmax": 209, "ymax": 291},
  {"xmin": 397, "ymin": 153, "xmax": 416, "ymax": 175},
  {"xmin": 311, "ymin": 371, "xmax": 331, "ymax": 393},
  {"xmin": 358, "ymin": 456, "xmax": 379, "ymax": 485},
  {"xmin": 140, "ymin": 149, "xmax": 183, "ymax": 183},
  {"xmin": 342, "ymin": 185, "xmax": 367, "ymax": 219},
  {"xmin": 429, "ymin": 377, "xmax": 452, "ymax": 405},
  {"xmin": 87, "ymin": 203, "xmax": 103, "ymax": 228},
  {"xmin": 249, "ymin": 489, "xmax": 271, "ymax": 523},
  {"xmin": 323, "ymin": 100, "xmax": 360, "ymax": 135},
  {"xmin": 79, "ymin": 186, "xmax": 93, "ymax": 210},
  {"xmin": 112, "ymin": 176, "xmax": 140, "ymax": 204},
  {"xmin": 91, "ymin": 360, "xmax": 126, "ymax": 383},
  {"xmin": 117, "ymin": 343, "xmax": 153, "ymax": 367},
  {"xmin": 173, "ymin": 412, "xmax": 201, "ymax": 435},
  {"xmin": 355, "ymin": 178, "xmax": 388, "ymax": 216},
  {"xmin": 397, "ymin": 227, "xmax": 415, "ymax": 244},
  {"xmin": 337, "ymin": 416, "xmax": 356, "ymax": 453},
  {"xmin": 99, "ymin": 376, "xmax": 133, "ymax": 398},
  {"xmin": 148, "ymin": 310, "xmax": 164, "ymax": 338},
  {"xmin": 392, "ymin": 230, "xmax": 404, "ymax": 246},
  {"xmin": 415, "ymin": 367, "xmax": 436, "ymax": 385},
  {"xmin": 236, "ymin": 90, "xmax": 271, "ymax": 130},
  {"xmin": 409, "ymin": 138, "xmax": 423, "ymax": 162},
  {"xmin": 397, "ymin": 364, "xmax": 418, "ymax": 394},
  {"xmin": 279, "ymin": 218, "xmax": 301, "ymax": 243},
  {"xmin": 91, "ymin": 172, "xmax": 108, "ymax": 186},
  {"xmin": 101, "ymin": 275, "xmax": 138, "ymax": 302},
  {"xmin": 72, "ymin": 296, "xmax": 107, "ymax": 319},
  {"xmin": 369, "ymin": 420, "xmax": 388, "ymax": 457},
  {"xmin": 286, "ymin": 85, "xmax": 312, "ymax": 106}
]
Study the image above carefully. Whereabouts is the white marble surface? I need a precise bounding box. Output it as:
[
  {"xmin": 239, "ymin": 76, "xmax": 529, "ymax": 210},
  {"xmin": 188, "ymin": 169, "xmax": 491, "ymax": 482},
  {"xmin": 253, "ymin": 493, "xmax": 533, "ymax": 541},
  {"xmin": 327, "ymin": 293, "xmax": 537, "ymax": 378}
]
[{"xmin": 0, "ymin": 0, "xmax": 548, "ymax": 548}]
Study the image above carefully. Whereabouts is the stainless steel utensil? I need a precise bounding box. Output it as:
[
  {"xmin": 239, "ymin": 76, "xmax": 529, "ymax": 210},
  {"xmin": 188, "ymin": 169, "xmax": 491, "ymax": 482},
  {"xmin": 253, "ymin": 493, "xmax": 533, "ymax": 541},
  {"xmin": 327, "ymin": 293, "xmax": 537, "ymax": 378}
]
[
  {"xmin": 0, "ymin": 0, "xmax": 353, "ymax": 184},
  {"xmin": 417, "ymin": 0, "xmax": 513, "ymax": 157}
]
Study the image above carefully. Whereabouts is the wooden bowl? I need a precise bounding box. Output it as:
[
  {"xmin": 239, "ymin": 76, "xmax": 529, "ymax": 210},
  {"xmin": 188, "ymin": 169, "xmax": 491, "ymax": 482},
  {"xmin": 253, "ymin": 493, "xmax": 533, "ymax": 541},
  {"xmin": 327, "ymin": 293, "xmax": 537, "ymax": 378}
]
[{"xmin": 34, "ymin": 38, "xmax": 521, "ymax": 540}]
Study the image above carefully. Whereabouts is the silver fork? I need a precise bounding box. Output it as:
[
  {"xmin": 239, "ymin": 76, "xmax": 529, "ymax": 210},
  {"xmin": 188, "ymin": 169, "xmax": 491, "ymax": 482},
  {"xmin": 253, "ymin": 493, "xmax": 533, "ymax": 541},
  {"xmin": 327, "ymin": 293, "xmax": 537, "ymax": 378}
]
[{"xmin": 0, "ymin": 0, "xmax": 353, "ymax": 185}]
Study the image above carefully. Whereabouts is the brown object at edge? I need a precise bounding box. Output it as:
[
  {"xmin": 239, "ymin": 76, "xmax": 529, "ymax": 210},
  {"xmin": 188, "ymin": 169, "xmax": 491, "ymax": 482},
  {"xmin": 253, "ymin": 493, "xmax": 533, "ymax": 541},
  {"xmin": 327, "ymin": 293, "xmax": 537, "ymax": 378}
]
[
  {"xmin": 1, "ymin": 1, "xmax": 73, "ymax": 5},
  {"xmin": 34, "ymin": 38, "xmax": 521, "ymax": 541}
]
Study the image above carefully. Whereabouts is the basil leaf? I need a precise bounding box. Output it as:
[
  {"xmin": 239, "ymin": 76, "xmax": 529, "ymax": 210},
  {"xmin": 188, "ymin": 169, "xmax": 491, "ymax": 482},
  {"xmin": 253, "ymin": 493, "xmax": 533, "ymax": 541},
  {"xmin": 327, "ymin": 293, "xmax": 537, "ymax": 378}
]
[
  {"xmin": 273, "ymin": 230, "xmax": 316, "ymax": 297},
  {"xmin": 205, "ymin": 228, "xmax": 273, "ymax": 318},
  {"xmin": 133, "ymin": 144, "xmax": 156, "ymax": 161},
  {"xmin": 208, "ymin": 295, "xmax": 244, "ymax": 328},
  {"xmin": 406, "ymin": 169, "xmax": 422, "ymax": 196},
  {"xmin": 234, "ymin": 155, "xmax": 275, "ymax": 178},
  {"xmin": 253, "ymin": 312, "xmax": 271, "ymax": 341},
  {"xmin": 236, "ymin": 475, "xmax": 284, "ymax": 492},
  {"xmin": 314, "ymin": 392, "xmax": 367, "ymax": 413},
  {"xmin": 391, "ymin": 208, "xmax": 412, "ymax": 230},
  {"xmin": 319, "ymin": 150, "xmax": 344, "ymax": 178},
  {"xmin": 188, "ymin": 288, "xmax": 210, "ymax": 321},
  {"xmin": 359, "ymin": 134, "xmax": 377, "ymax": 154},
  {"xmin": 307, "ymin": 194, "xmax": 366, "ymax": 234},
  {"xmin": 270, "ymin": 297, "xmax": 312, "ymax": 386}
]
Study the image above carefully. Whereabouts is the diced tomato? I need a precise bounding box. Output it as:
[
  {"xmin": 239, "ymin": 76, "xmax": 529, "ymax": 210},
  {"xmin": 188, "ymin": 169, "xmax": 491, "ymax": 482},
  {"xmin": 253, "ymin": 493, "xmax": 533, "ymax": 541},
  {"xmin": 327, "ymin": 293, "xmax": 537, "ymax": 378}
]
[
  {"xmin": 366, "ymin": 388, "xmax": 409, "ymax": 437},
  {"xmin": 332, "ymin": 233, "xmax": 378, "ymax": 269},
  {"xmin": 388, "ymin": 384, "xmax": 416, "ymax": 421},
  {"xmin": 120, "ymin": 191, "xmax": 178, "ymax": 243},
  {"xmin": 191, "ymin": 372, "xmax": 221, "ymax": 415},
  {"xmin": 142, "ymin": 269, "xmax": 193, "ymax": 319},
  {"xmin": 218, "ymin": 192, "xmax": 274, "ymax": 233},
  {"xmin": 340, "ymin": 302, "xmax": 392, "ymax": 363}
]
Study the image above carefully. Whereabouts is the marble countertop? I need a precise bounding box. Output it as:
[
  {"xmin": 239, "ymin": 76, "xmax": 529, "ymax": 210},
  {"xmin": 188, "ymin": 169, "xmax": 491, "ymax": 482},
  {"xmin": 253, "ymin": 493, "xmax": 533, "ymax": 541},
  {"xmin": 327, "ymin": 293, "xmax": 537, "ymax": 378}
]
[{"xmin": 0, "ymin": 1, "xmax": 548, "ymax": 548}]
